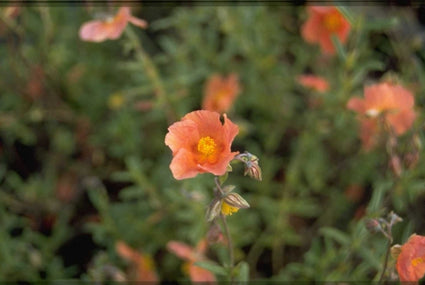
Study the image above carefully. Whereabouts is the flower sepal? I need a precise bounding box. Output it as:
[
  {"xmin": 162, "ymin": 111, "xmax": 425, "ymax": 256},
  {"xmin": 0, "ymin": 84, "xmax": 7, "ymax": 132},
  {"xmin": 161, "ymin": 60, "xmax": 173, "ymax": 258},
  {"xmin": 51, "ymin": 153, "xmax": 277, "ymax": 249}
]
[
  {"xmin": 206, "ymin": 198, "xmax": 222, "ymax": 222},
  {"xmin": 223, "ymin": 193, "xmax": 250, "ymax": 209}
]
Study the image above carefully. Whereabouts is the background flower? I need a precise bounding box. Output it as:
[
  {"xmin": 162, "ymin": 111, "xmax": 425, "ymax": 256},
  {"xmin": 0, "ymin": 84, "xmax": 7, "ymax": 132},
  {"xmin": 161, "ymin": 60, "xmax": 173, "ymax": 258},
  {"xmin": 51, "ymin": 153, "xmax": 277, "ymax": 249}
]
[
  {"xmin": 297, "ymin": 74, "xmax": 329, "ymax": 93},
  {"xmin": 202, "ymin": 73, "xmax": 241, "ymax": 113},
  {"xmin": 347, "ymin": 82, "xmax": 416, "ymax": 149},
  {"xmin": 115, "ymin": 241, "xmax": 158, "ymax": 282},
  {"xmin": 167, "ymin": 239, "xmax": 216, "ymax": 283},
  {"xmin": 301, "ymin": 6, "xmax": 351, "ymax": 55},
  {"xmin": 79, "ymin": 7, "xmax": 147, "ymax": 42}
]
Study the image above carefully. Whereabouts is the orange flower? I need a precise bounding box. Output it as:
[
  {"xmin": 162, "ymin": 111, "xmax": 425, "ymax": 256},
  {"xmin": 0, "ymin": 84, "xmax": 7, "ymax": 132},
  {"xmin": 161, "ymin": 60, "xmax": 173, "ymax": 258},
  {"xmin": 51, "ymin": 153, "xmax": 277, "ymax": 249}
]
[
  {"xmin": 297, "ymin": 74, "xmax": 329, "ymax": 93},
  {"xmin": 396, "ymin": 234, "xmax": 425, "ymax": 283},
  {"xmin": 115, "ymin": 241, "xmax": 158, "ymax": 283},
  {"xmin": 165, "ymin": 110, "xmax": 239, "ymax": 180},
  {"xmin": 79, "ymin": 7, "xmax": 147, "ymax": 42},
  {"xmin": 347, "ymin": 82, "xmax": 416, "ymax": 150},
  {"xmin": 301, "ymin": 6, "xmax": 350, "ymax": 55},
  {"xmin": 202, "ymin": 73, "xmax": 241, "ymax": 113},
  {"xmin": 167, "ymin": 239, "xmax": 216, "ymax": 283}
]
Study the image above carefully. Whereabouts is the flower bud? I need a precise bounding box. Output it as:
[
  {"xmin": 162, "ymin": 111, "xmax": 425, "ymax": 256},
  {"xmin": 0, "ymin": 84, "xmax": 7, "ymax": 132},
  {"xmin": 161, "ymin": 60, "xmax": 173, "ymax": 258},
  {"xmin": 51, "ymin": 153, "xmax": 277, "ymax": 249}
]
[
  {"xmin": 391, "ymin": 244, "xmax": 402, "ymax": 260},
  {"xmin": 206, "ymin": 199, "xmax": 222, "ymax": 222},
  {"xmin": 222, "ymin": 185, "xmax": 236, "ymax": 194},
  {"xmin": 223, "ymin": 193, "xmax": 250, "ymax": 209},
  {"xmin": 244, "ymin": 160, "xmax": 262, "ymax": 181},
  {"xmin": 388, "ymin": 211, "xmax": 403, "ymax": 226},
  {"xmin": 365, "ymin": 218, "xmax": 381, "ymax": 234}
]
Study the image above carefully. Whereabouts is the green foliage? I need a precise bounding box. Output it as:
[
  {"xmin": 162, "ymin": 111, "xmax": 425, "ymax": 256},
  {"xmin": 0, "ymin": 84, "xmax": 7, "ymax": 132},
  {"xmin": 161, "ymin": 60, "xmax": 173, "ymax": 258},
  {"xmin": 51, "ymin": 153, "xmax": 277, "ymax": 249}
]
[{"xmin": 0, "ymin": 4, "xmax": 424, "ymax": 282}]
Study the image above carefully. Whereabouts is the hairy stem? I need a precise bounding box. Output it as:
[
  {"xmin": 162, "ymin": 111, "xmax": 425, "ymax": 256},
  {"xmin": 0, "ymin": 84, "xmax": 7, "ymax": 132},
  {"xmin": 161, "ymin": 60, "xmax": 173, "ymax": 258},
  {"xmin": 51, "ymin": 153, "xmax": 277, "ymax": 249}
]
[
  {"xmin": 378, "ymin": 238, "xmax": 392, "ymax": 284},
  {"xmin": 220, "ymin": 213, "xmax": 234, "ymax": 281}
]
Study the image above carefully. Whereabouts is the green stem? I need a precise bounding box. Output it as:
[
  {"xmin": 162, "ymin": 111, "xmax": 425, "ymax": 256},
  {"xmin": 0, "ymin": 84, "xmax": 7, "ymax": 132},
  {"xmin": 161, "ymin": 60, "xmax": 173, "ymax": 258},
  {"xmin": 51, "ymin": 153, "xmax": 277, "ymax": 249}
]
[
  {"xmin": 378, "ymin": 238, "xmax": 392, "ymax": 284},
  {"xmin": 124, "ymin": 27, "xmax": 177, "ymax": 123},
  {"xmin": 220, "ymin": 213, "xmax": 234, "ymax": 282}
]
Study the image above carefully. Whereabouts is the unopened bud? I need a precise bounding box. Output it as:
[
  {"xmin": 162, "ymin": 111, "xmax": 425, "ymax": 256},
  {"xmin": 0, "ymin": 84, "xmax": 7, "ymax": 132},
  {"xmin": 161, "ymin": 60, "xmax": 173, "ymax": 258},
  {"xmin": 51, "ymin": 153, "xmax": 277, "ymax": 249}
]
[
  {"xmin": 223, "ymin": 193, "xmax": 250, "ymax": 209},
  {"xmin": 388, "ymin": 211, "xmax": 403, "ymax": 226},
  {"xmin": 365, "ymin": 218, "xmax": 381, "ymax": 234},
  {"xmin": 206, "ymin": 199, "xmax": 222, "ymax": 222},
  {"xmin": 391, "ymin": 244, "xmax": 402, "ymax": 260},
  {"xmin": 237, "ymin": 152, "xmax": 262, "ymax": 181},
  {"xmin": 222, "ymin": 185, "xmax": 236, "ymax": 194}
]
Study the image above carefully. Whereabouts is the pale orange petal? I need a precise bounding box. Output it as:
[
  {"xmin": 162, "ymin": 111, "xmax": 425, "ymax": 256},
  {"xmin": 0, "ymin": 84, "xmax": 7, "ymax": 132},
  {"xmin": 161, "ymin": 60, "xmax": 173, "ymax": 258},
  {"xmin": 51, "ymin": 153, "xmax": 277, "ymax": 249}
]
[
  {"xmin": 301, "ymin": 11, "xmax": 322, "ymax": 43},
  {"xmin": 391, "ymin": 84, "xmax": 415, "ymax": 109},
  {"xmin": 79, "ymin": 21, "xmax": 115, "ymax": 42},
  {"xmin": 360, "ymin": 118, "xmax": 378, "ymax": 151},
  {"xmin": 189, "ymin": 263, "xmax": 216, "ymax": 283},
  {"xmin": 129, "ymin": 16, "xmax": 148, "ymax": 29},
  {"xmin": 165, "ymin": 119, "xmax": 199, "ymax": 154},
  {"xmin": 297, "ymin": 75, "xmax": 329, "ymax": 92},
  {"xmin": 346, "ymin": 97, "xmax": 365, "ymax": 113},
  {"xmin": 336, "ymin": 15, "xmax": 351, "ymax": 44},
  {"xmin": 183, "ymin": 110, "xmax": 223, "ymax": 138},
  {"xmin": 222, "ymin": 113, "xmax": 239, "ymax": 146},
  {"xmin": 387, "ymin": 109, "xmax": 416, "ymax": 135},
  {"xmin": 319, "ymin": 33, "xmax": 336, "ymax": 55},
  {"xmin": 169, "ymin": 148, "xmax": 200, "ymax": 180},
  {"xmin": 116, "ymin": 241, "xmax": 139, "ymax": 263},
  {"xmin": 136, "ymin": 255, "xmax": 158, "ymax": 282},
  {"xmin": 167, "ymin": 241, "xmax": 196, "ymax": 262}
]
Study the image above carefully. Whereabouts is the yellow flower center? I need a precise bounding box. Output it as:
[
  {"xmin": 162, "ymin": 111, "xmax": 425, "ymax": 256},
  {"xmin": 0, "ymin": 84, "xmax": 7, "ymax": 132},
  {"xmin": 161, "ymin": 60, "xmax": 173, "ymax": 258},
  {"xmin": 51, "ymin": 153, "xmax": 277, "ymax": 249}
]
[
  {"xmin": 324, "ymin": 12, "xmax": 342, "ymax": 32},
  {"xmin": 221, "ymin": 201, "xmax": 239, "ymax": 216},
  {"xmin": 197, "ymin": 136, "xmax": 217, "ymax": 157},
  {"xmin": 411, "ymin": 257, "xmax": 425, "ymax": 267}
]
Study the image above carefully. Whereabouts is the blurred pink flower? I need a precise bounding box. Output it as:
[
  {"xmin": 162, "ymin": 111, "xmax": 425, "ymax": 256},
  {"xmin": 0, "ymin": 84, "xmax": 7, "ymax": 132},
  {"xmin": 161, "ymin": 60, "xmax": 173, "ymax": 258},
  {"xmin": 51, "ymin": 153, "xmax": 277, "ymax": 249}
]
[
  {"xmin": 167, "ymin": 239, "xmax": 216, "ymax": 283},
  {"xmin": 115, "ymin": 241, "xmax": 158, "ymax": 283},
  {"xmin": 297, "ymin": 74, "xmax": 329, "ymax": 93},
  {"xmin": 79, "ymin": 7, "xmax": 147, "ymax": 42},
  {"xmin": 202, "ymin": 73, "xmax": 241, "ymax": 113},
  {"xmin": 347, "ymin": 82, "xmax": 416, "ymax": 150},
  {"xmin": 301, "ymin": 6, "xmax": 350, "ymax": 55}
]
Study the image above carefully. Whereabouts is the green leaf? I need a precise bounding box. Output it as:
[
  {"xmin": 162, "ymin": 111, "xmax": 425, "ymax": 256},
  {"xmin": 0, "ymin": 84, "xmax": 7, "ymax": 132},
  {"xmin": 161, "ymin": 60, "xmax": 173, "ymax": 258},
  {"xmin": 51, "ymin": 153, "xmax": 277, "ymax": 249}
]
[
  {"xmin": 331, "ymin": 35, "xmax": 346, "ymax": 61},
  {"xmin": 233, "ymin": 261, "xmax": 249, "ymax": 283},
  {"xmin": 336, "ymin": 6, "xmax": 354, "ymax": 25},
  {"xmin": 319, "ymin": 227, "xmax": 350, "ymax": 246},
  {"xmin": 194, "ymin": 260, "xmax": 228, "ymax": 276},
  {"xmin": 218, "ymin": 172, "xmax": 229, "ymax": 186}
]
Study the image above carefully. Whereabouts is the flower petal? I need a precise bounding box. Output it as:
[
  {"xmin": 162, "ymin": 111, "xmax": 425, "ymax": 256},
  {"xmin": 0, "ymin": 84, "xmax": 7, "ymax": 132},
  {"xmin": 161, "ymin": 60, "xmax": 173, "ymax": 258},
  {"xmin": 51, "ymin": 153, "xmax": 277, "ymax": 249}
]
[
  {"xmin": 165, "ymin": 119, "xmax": 199, "ymax": 154},
  {"xmin": 169, "ymin": 148, "xmax": 200, "ymax": 180},
  {"xmin": 167, "ymin": 241, "xmax": 196, "ymax": 262},
  {"xmin": 189, "ymin": 263, "xmax": 216, "ymax": 283},
  {"xmin": 129, "ymin": 16, "xmax": 148, "ymax": 29},
  {"xmin": 346, "ymin": 97, "xmax": 365, "ymax": 113},
  {"xmin": 387, "ymin": 109, "xmax": 416, "ymax": 135}
]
